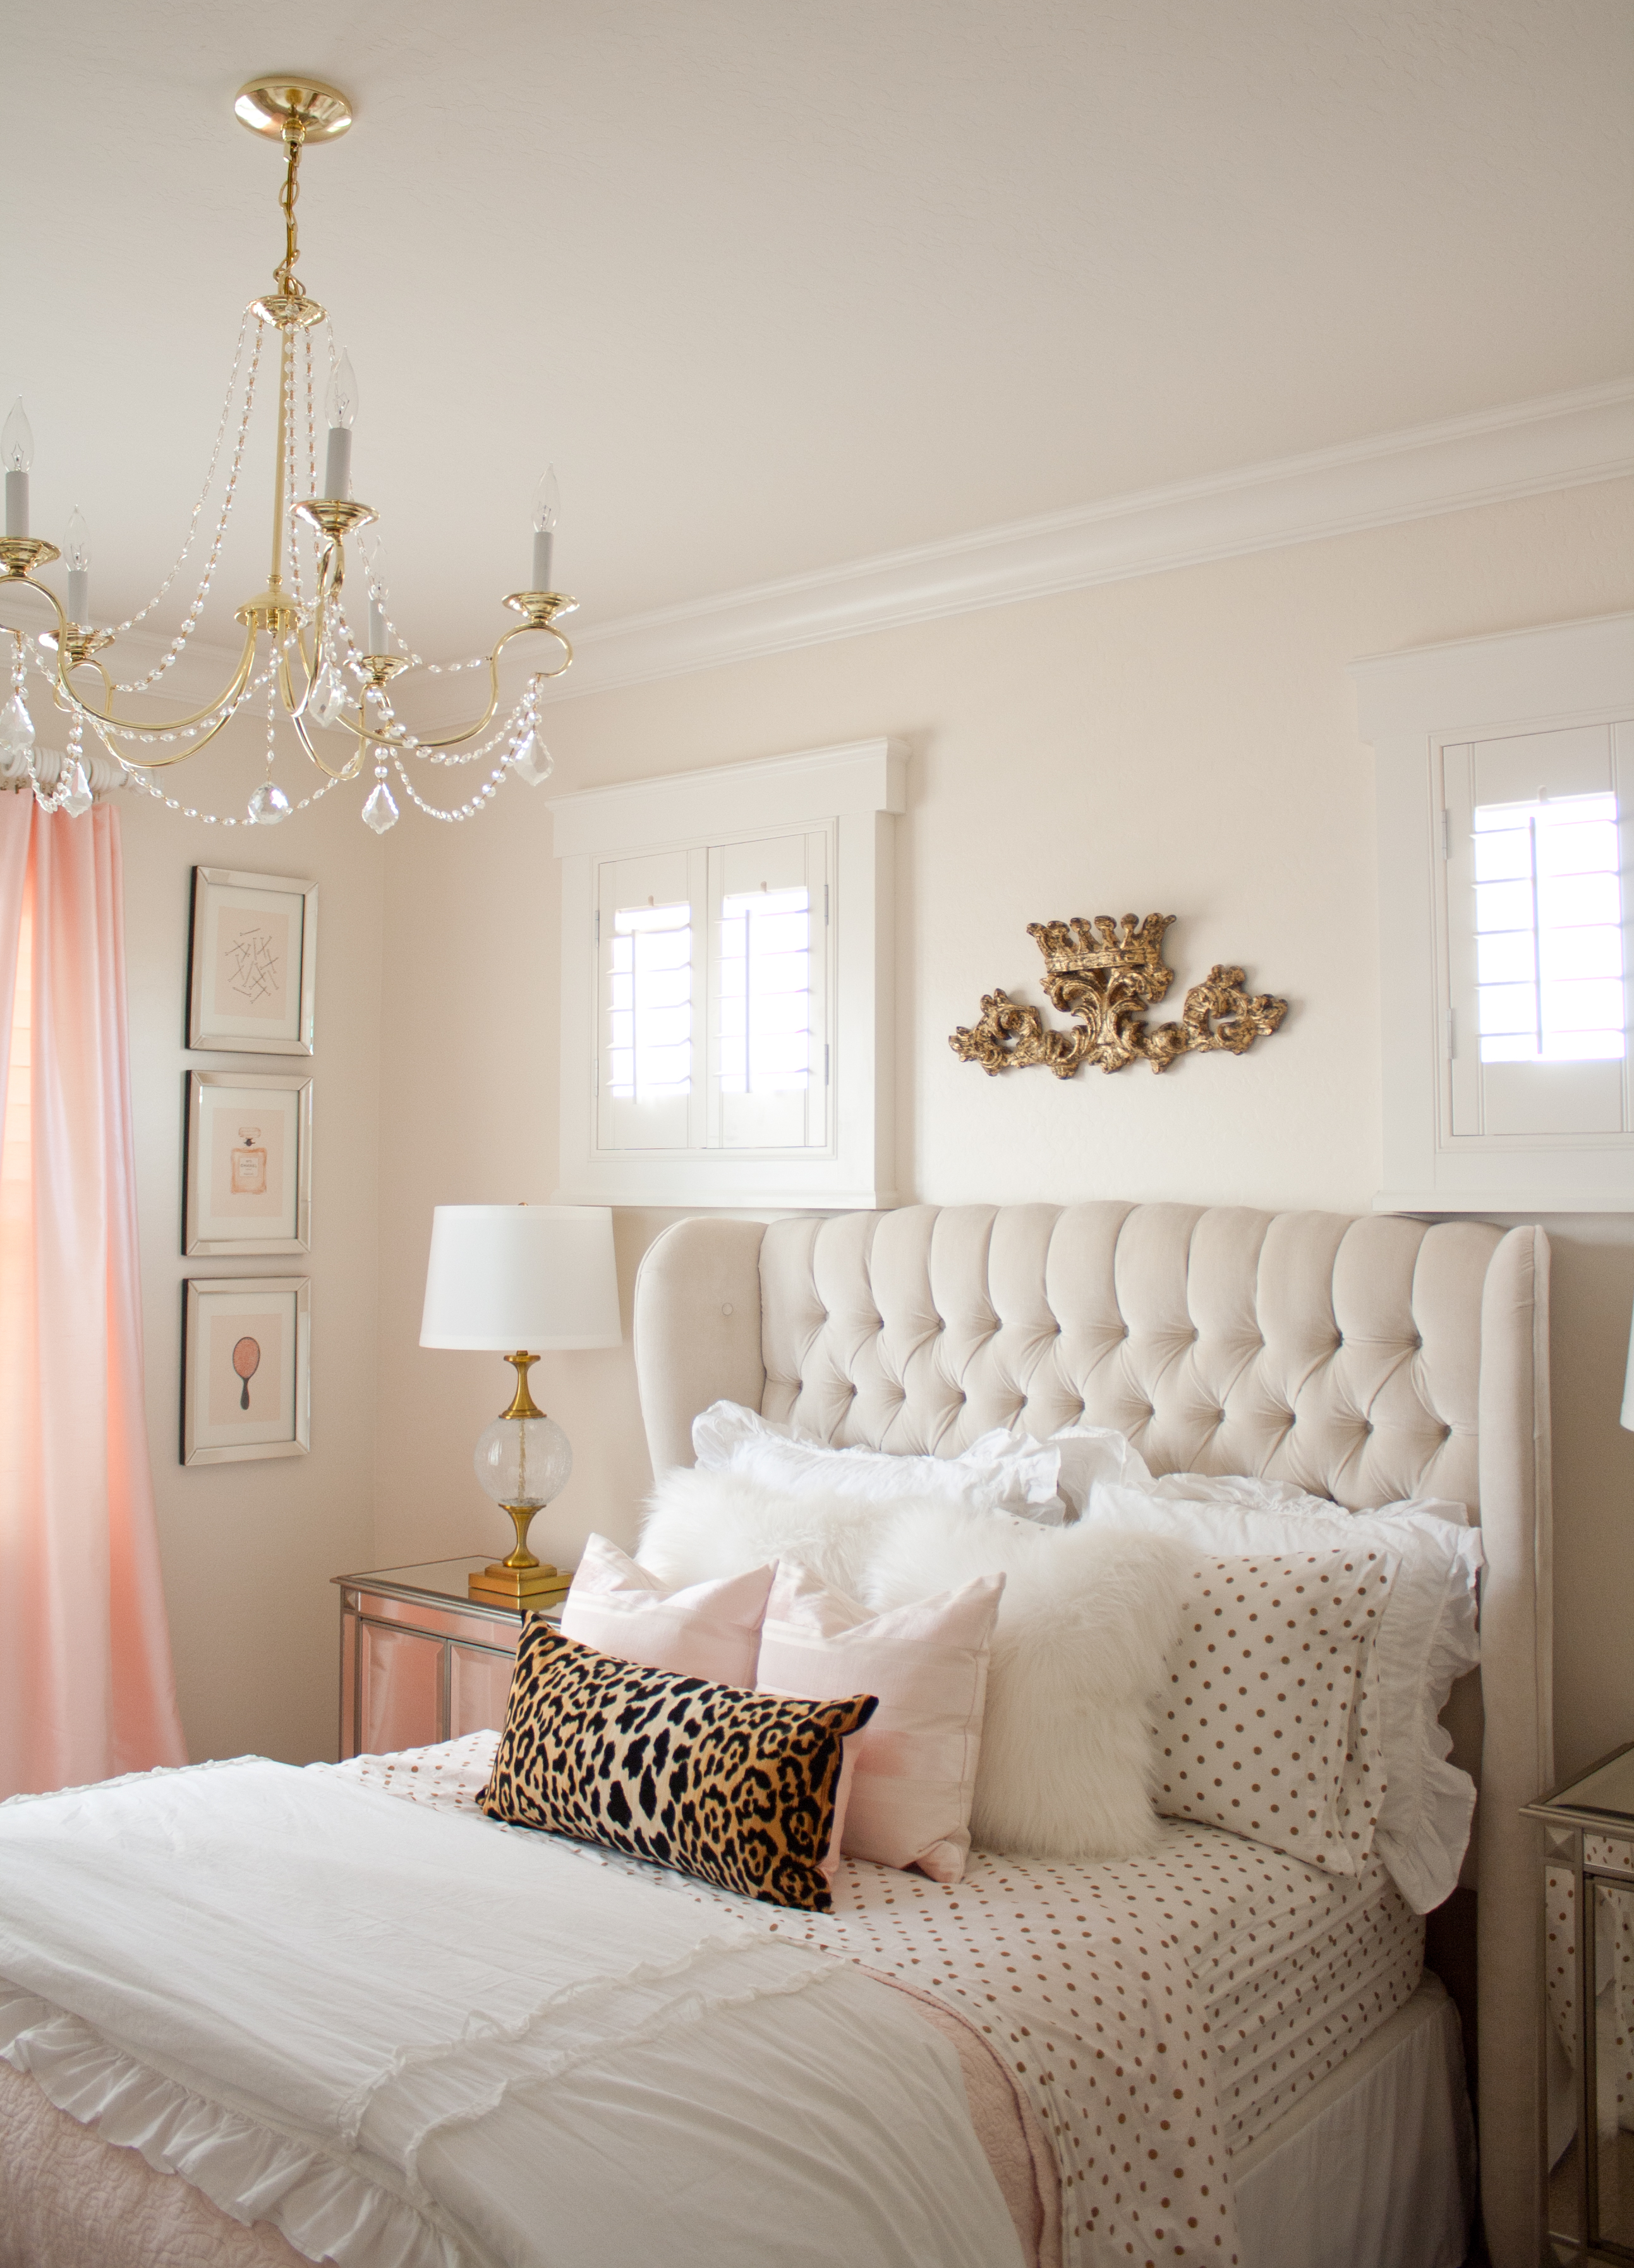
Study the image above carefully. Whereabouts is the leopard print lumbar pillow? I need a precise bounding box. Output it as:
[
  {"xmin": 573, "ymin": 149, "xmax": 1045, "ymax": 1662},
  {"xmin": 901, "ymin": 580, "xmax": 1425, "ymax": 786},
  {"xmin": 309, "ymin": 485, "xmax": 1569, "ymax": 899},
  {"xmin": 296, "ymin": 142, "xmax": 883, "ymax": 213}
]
[{"xmin": 481, "ymin": 1620, "xmax": 878, "ymax": 1910}]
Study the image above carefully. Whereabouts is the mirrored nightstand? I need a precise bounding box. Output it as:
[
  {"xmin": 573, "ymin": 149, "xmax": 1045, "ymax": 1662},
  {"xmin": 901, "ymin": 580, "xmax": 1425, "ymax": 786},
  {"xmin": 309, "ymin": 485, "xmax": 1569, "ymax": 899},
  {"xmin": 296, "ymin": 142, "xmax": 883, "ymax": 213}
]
[
  {"xmin": 1525, "ymin": 1740, "xmax": 1634, "ymax": 2264},
  {"xmin": 334, "ymin": 1557, "xmax": 563, "ymax": 1762}
]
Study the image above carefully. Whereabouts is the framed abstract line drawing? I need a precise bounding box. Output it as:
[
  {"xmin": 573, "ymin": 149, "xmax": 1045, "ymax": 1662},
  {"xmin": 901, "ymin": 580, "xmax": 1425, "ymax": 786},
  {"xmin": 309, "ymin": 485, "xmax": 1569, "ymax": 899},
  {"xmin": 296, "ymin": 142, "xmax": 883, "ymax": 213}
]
[
  {"xmin": 182, "ymin": 1277, "xmax": 311, "ymax": 1465},
  {"xmin": 184, "ymin": 1070, "xmax": 312, "ymax": 1256},
  {"xmin": 187, "ymin": 867, "xmax": 317, "ymax": 1055}
]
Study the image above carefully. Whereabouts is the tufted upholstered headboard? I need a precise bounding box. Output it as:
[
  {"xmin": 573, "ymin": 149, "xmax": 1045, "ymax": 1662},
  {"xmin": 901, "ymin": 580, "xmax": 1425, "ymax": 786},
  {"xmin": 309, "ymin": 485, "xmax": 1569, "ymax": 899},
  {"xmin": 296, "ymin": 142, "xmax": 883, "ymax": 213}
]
[{"xmin": 632, "ymin": 1199, "xmax": 1553, "ymax": 2268}]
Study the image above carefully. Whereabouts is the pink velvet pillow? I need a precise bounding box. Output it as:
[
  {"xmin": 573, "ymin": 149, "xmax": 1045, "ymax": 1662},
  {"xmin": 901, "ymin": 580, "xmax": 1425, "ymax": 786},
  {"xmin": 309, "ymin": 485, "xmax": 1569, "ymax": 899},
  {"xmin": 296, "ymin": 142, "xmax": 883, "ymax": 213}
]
[
  {"xmin": 755, "ymin": 1561, "xmax": 1003, "ymax": 1883},
  {"xmin": 560, "ymin": 1534, "xmax": 773, "ymax": 1687}
]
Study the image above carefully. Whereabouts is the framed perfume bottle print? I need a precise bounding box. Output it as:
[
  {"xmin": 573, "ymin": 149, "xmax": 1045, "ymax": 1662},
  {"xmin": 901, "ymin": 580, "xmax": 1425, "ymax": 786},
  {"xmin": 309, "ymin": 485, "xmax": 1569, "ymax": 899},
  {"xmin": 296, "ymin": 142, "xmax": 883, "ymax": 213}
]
[
  {"xmin": 182, "ymin": 1277, "xmax": 310, "ymax": 1465},
  {"xmin": 187, "ymin": 867, "xmax": 317, "ymax": 1055},
  {"xmin": 184, "ymin": 1070, "xmax": 312, "ymax": 1256}
]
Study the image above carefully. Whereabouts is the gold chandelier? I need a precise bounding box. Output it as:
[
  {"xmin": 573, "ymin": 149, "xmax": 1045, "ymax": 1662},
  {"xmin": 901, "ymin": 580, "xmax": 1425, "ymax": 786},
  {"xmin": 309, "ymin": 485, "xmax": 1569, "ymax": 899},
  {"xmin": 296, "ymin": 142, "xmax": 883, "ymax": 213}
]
[{"xmin": 0, "ymin": 75, "xmax": 574, "ymax": 833}]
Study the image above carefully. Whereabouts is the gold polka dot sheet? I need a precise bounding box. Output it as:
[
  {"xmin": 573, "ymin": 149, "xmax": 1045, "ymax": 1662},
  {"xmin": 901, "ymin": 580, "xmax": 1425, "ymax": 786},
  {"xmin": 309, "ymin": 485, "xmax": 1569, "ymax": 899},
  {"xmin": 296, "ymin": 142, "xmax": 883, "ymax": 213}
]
[{"xmin": 328, "ymin": 1733, "xmax": 1426, "ymax": 2268}]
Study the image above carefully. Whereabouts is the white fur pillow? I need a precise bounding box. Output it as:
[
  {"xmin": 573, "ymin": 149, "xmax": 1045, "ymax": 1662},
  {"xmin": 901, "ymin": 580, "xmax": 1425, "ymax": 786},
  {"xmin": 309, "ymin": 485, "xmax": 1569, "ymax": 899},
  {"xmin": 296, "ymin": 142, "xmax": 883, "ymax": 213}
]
[
  {"xmin": 640, "ymin": 1469, "xmax": 1186, "ymax": 1862},
  {"xmin": 639, "ymin": 1466, "xmax": 901, "ymax": 1604},
  {"xmin": 863, "ymin": 1505, "xmax": 1185, "ymax": 1860}
]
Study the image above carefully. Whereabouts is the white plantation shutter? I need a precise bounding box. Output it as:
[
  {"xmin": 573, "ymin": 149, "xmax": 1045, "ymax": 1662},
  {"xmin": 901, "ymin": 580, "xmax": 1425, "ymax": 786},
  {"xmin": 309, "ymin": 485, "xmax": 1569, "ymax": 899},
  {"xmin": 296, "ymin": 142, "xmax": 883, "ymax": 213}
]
[
  {"xmin": 1445, "ymin": 722, "xmax": 1634, "ymax": 1139},
  {"xmin": 552, "ymin": 739, "xmax": 901, "ymax": 1211},
  {"xmin": 708, "ymin": 831, "xmax": 828, "ymax": 1151},
  {"xmin": 595, "ymin": 828, "xmax": 831, "ymax": 1158},
  {"xmin": 596, "ymin": 848, "xmax": 700, "ymax": 1152}
]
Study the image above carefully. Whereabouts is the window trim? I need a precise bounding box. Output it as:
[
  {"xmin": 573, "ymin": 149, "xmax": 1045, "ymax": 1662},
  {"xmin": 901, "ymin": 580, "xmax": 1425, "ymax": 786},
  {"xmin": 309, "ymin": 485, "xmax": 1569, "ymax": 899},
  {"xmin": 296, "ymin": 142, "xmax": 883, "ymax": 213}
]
[
  {"xmin": 1353, "ymin": 613, "xmax": 1634, "ymax": 1213},
  {"xmin": 547, "ymin": 739, "xmax": 904, "ymax": 1209}
]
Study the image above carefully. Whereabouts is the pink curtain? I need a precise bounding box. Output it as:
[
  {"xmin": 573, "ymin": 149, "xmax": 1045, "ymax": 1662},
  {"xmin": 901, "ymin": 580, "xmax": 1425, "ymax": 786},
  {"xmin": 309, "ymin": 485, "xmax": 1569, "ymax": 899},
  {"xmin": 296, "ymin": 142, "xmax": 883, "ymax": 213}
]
[{"xmin": 0, "ymin": 797, "xmax": 186, "ymax": 1798}]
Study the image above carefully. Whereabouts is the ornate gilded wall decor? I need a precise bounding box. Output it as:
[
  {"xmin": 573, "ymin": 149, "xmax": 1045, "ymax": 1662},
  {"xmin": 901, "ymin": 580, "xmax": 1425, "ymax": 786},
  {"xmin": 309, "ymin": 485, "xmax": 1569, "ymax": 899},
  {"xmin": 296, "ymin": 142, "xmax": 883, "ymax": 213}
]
[{"xmin": 950, "ymin": 914, "xmax": 1287, "ymax": 1077}]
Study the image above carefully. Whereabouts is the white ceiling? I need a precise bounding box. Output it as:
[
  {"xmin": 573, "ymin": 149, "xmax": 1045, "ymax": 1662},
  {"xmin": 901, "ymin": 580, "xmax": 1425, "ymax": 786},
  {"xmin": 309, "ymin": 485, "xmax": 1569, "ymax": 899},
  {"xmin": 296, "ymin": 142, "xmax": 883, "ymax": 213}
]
[{"xmin": 6, "ymin": 1, "xmax": 1631, "ymax": 661}]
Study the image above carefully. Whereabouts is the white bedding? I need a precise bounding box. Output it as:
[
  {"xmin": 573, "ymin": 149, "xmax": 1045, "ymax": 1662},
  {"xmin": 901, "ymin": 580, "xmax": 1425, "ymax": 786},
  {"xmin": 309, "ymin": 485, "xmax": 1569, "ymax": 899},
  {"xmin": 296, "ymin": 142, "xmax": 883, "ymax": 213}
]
[
  {"xmin": 0, "ymin": 1759, "xmax": 1024, "ymax": 2268},
  {"xmin": 339, "ymin": 1732, "xmax": 1426, "ymax": 2267}
]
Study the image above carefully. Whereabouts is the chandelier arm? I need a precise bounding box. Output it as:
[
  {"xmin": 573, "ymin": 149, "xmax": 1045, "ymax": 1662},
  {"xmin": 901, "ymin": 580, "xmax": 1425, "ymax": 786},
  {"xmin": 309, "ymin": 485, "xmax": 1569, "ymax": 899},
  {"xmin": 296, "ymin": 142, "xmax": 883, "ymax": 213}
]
[
  {"xmin": 276, "ymin": 634, "xmax": 337, "ymax": 745},
  {"xmin": 387, "ymin": 621, "xmax": 573, "ymax": 754},
  {"xmin": 281, "ymin": 665, "xmax": 366, "ymax": 780},
  {"xmin": 54, "ymin": 655, "xmax": 117, "ymax": 714},
  {"xmin": 54, "ymin": 624, "xmax": 260, "ymax": 753}
]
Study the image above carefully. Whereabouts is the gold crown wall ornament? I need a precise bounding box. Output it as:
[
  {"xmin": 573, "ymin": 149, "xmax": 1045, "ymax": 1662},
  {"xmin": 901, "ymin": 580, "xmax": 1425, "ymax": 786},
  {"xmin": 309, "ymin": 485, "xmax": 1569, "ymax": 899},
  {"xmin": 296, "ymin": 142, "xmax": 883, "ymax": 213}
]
[{"xmin": 950, "ymin": 913, "xmax": 1287, "ymax": 1078}]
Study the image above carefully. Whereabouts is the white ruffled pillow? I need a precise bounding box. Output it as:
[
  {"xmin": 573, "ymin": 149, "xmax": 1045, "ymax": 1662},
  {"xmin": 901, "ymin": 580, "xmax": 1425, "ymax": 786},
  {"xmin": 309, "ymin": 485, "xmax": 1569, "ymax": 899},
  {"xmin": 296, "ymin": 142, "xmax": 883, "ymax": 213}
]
[
  {"xmin": 1044, "ymin": 1424, "xmax": 1152, "ymax": 1517},
  {"xmin": 690, "ymin": 1400, "xmax": 1066, "ymax": 1523},
  {"xmin": 1087, "ymin": 1475, "xmax": 1483, "ymax": 1912}
]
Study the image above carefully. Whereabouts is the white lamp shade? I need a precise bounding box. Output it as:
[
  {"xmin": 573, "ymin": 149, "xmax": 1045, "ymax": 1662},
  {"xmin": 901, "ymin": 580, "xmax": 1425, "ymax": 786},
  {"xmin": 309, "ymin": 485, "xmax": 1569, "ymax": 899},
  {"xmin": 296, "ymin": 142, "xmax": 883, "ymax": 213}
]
[{"xmin": 420, "ymin": 1204, "xmax": 621, "ymax": 1351}]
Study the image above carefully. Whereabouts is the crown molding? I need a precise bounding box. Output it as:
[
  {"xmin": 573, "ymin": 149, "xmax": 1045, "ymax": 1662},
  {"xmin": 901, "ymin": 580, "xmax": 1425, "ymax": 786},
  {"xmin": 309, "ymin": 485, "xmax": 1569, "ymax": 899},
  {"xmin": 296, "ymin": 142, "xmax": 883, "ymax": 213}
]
[{"xmin": 544, "ymin": 379, "xmax": 1634, "ymax": 702}]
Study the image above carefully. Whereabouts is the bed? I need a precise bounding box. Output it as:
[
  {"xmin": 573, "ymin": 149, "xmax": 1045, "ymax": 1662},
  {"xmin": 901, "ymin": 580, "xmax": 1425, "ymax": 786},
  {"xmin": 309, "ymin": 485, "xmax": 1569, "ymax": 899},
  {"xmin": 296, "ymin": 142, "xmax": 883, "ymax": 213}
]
[
  {"xmin": 0, "ymin": 1196, "xmax": 1551, "ymax": 2268},
  {"xmin": 631, "ymin": 1199, "xmax": 1554, "ymax": 2268}
]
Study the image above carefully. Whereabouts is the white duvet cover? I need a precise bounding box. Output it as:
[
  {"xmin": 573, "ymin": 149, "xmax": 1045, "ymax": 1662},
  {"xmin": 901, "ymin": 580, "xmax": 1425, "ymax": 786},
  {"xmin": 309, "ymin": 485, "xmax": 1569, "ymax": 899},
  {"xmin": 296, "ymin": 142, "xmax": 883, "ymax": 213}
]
[{"xmin": 0, "ymin": 1759, "xmax": 1024, "ymax": 2268}]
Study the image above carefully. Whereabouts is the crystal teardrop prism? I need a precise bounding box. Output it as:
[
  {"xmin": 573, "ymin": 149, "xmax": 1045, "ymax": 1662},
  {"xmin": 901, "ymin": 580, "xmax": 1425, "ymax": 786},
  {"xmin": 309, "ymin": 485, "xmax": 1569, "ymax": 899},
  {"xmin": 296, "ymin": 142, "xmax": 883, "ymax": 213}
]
[
  {"xmin": 308, "ymin": 664, "xmax": 351, "ymax": 731},
  {"xmin": 248, "ymin": 780, "xmax": 293, "ymax": 825},
  {"xmin": 512, "ymin": 729, "xmax": 554, "ymax": 787},
  {"xmin": 361, "ymin": 782, "xmax": 399, "ymax": 834},
  {"xmin": 0, "ymin": 692, "xmax": 36, "ymax": 765},
  {"xmin": 59, "ymin": 761, "xmax": 94, "ymax": 818}
]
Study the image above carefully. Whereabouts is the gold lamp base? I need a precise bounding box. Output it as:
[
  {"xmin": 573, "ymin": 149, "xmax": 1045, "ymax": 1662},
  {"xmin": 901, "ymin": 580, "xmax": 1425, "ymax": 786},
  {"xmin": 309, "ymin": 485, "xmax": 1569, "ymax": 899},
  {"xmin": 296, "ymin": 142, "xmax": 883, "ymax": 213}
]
[
  {"xmin": 469, "ymin": 1381, "xmax": 572, "ymax": 1608},
  {"xmin": 468, "ymin": 1556, "xmax": 571, "ymax": 1611}
]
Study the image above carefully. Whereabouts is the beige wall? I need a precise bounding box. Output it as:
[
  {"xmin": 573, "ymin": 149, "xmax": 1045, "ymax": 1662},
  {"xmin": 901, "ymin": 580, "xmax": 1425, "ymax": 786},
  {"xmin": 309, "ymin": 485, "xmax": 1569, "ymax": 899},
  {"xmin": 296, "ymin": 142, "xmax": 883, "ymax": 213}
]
[
  {"xmin": 121, "ymin": 789, "xmax": 383, "ymax": 1767},
  {"xmin": 372, "ymin": 476, "xmax": 1634, "ymax": 1785}
]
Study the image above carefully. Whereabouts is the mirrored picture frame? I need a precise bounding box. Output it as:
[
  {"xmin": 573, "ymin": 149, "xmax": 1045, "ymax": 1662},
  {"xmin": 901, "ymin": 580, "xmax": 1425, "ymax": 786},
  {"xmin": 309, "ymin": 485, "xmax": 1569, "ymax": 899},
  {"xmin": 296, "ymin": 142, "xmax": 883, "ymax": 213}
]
[
  {"xmin": 182, "ymin": 1276, "xmax": 311, "ymax": 1466},
  {"xmin": 184, "ymin": 1069, "xmax": 312, "ymax": 1256},
  {"xmin": 187, "ymin": 866, "xmax": 318, "ymax": 1055}
]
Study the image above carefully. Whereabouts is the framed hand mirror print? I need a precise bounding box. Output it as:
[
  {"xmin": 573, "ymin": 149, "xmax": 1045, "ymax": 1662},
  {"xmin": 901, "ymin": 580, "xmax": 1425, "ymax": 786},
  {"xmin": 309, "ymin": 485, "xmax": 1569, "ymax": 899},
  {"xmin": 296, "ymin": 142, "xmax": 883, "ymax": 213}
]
[{"xmin": 181, "ymin": 1277, "xmax": 311, "ymax": 1466}]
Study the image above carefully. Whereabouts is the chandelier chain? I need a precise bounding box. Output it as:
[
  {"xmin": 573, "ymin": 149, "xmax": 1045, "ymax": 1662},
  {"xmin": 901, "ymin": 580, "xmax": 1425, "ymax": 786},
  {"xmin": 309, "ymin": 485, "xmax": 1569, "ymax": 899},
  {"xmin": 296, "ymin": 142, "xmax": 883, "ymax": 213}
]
[
  {"xmin": 111, "ymin": 313, "xmax": 261, "ymax": 670},
  {"xmin": 275, "ymin": 123, "xmax": 306, "ymax": 300}
]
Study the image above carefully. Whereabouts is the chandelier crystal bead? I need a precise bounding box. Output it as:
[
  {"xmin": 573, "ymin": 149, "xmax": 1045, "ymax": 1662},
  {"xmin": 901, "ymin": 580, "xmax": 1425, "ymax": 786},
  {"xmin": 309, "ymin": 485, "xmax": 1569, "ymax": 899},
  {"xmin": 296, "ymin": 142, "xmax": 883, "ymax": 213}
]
[
  {"xmin": 59, "ymin": 761, "xmax": 94, "ymax": 820},
  {"xmin": 512, "ymin": 729, "xmax": 554, "ymax": 787},
  {"xmin": 248, "ymin": 780, "xmax": 292, "ymax": 825},
  {"xmin": 0, "ymin": 691, "xmax": 34, "ymax": 764},
  {"xmin": 361, "ymin": 780, "xmax": 399, "ymax": 834}
]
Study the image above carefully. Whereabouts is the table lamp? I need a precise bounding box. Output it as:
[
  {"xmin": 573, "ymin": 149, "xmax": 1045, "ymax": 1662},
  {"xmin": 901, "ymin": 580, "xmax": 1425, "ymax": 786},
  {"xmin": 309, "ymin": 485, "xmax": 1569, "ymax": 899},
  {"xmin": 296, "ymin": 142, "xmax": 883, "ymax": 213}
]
[{"xmin": 419, "ymin": 1204, "xmax": 620, "ymax": 1608}]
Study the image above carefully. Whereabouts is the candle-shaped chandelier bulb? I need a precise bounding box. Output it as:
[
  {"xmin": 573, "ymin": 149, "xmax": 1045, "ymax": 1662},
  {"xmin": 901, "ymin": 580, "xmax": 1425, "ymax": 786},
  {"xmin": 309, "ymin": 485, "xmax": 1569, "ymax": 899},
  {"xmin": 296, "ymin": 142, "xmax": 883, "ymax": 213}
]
[
  {"xmin": 3, "ymin": 399, "xmax": 33, "ymax": 538},
  {"xmin": 531, "ymin": 466, "xmax": 559, "ymax": 591},
  {"xmin": 64, "ymin": 507, "xmax": 91, "ymax": 624},
  {"xmin": 324, "ymin": 351, "xmax": 358, "ymax": 499}
]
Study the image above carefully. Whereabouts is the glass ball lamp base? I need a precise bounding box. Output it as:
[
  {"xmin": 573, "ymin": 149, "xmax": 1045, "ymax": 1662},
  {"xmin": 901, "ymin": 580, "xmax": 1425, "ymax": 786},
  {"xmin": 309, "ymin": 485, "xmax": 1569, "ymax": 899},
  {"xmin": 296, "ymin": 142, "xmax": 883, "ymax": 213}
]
[{"xmin": 468, "ymin": 1354, "xmax": 574, "ymax": 1611}]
